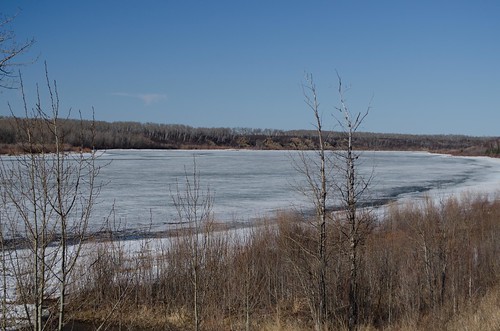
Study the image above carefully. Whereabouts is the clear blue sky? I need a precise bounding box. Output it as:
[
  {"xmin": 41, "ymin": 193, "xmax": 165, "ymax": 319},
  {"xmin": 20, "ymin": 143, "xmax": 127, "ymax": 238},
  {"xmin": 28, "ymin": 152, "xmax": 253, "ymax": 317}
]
[{"xmin": 2, "ymin": 1, "xmax": 499, "ymax": 136}]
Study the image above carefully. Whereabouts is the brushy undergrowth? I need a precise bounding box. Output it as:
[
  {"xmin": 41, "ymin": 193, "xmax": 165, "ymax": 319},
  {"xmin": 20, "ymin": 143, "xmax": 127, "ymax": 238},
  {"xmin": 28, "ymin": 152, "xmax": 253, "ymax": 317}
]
[{"xmin": 66, "ymin": 194, "xmax": 500, "ymax": 330}]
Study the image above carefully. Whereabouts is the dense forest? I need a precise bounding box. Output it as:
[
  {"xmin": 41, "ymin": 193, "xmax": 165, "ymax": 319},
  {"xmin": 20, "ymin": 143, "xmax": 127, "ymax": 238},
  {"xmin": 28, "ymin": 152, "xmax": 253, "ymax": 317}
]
[{"xmin": 0, "ymin": 116, "xmax": 499, "ymax": 156}]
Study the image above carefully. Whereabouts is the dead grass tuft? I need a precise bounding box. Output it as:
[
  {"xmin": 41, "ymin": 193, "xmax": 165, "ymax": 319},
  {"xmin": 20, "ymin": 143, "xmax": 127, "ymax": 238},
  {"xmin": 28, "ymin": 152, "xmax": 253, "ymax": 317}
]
[
  {"xmin": 259, "ymin": 318, "xmax": 307, "ymax": 331},
  {"xmin": 444, "ymin": 285, "xmax": 500, "ymax": 331}
]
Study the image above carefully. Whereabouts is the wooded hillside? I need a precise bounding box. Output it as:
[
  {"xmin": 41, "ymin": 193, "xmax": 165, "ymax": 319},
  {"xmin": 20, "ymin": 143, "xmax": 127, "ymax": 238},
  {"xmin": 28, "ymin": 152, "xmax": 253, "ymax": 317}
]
[{"xmin": 0, "ymin": 116, "xmax": 498, "ymax": 156}]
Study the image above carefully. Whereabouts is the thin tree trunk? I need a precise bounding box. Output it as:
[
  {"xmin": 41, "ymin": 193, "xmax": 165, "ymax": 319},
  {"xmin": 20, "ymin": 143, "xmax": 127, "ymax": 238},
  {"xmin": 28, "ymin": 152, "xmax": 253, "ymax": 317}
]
[
  {"xmin": 303, "ymin": 73, "xmax": 329, "ymax": 329},
  {"xmin": 335, "ymin": 73, "xmax": 370, "ymax": 331}
]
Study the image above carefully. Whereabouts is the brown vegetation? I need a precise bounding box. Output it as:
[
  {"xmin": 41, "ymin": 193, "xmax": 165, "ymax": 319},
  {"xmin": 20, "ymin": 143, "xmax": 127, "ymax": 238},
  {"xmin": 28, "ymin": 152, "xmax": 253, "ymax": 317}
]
[{"xmin": 61, "ymin": 194, "xmax": 500, "ymax": 330}]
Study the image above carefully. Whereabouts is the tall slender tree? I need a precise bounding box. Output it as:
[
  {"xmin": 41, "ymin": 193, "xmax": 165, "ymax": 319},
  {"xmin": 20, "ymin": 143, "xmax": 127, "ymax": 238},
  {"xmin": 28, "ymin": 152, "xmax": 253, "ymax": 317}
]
[
  {"xmin": 291, "ymin": 73, "xmax": 332, "ymax": 330},
  {"xmin": 333, "ymin": 73, "xmax": 373, "ymax": 330}
]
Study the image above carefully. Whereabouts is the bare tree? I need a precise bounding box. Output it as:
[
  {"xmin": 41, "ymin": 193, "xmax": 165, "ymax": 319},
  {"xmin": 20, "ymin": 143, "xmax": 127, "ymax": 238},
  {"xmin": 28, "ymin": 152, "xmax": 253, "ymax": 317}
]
[
  {"xmin": 171, "ymin": 159, "xmax": 214, "ymax": 331},
  {"xmin": 0, "ymin": 67, "xmax": 101, "ymax": 330},
  {"xmin": 0, "ymin": 12, "xmax": 35, "ymax": 88},
  {"xmin": 333, "ymin": 73, "xmax": 373, "ymax": 331},
  {"xmin": 289, "ymin": 73, "xmax": 333, "ymax": 330},
  {"xmin": 291, "ymin": 72, "xmax": 373, "ymax": 330}
]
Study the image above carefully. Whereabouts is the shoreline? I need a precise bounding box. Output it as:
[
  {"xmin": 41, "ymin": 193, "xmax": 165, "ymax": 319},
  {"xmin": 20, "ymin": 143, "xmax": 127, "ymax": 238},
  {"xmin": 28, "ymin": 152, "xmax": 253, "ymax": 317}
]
[{"xmin": 1, "ymin": 143, "xmax": 499, "ymax": 159}]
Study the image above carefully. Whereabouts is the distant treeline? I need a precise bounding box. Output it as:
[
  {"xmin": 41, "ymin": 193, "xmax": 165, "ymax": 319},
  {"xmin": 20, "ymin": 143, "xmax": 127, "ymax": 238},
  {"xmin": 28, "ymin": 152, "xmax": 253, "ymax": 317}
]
[{"xmin": 1, "ymin": 116, "xmax": 499, "ymax": 156}]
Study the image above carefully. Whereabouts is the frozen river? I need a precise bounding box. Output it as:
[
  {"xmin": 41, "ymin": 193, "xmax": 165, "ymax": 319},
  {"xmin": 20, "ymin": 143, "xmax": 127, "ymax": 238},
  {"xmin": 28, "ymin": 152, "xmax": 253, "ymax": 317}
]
[{"xmin": 90, "ymin": 149, "xmax": 500, "ymax": 233}]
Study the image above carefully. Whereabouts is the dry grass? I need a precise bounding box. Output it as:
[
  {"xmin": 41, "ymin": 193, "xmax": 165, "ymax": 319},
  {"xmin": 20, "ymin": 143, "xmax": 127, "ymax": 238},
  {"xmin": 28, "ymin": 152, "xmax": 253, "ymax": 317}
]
[
  {"xmin": 444, "ymin": 285, "xmax": 500, "ymax": 331},
  {"xmin": 71, "ymin": 292, "xmax": 500, "ymax": 331},
  {"xmin": 71, "ymin": 305, "xmax": 186, "ymax": 330},
  {"xmin": 258, "ymin": 317, "xmax": 308, "ymax": 331}
]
